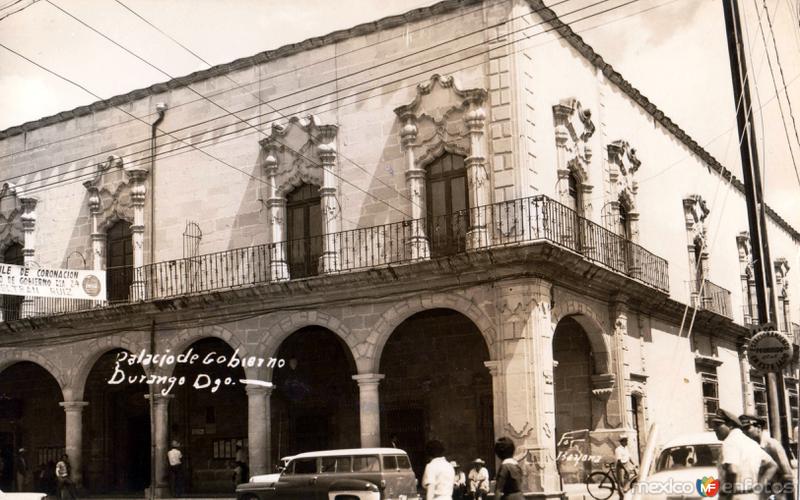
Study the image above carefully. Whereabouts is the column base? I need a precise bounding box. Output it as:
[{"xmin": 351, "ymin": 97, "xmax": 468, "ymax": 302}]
[
  {"xmin": 320, "ymin": 252, "xmax": 340, "ymax": 274},
  {"xmin": 466, "ymin": 226, "xmax": 489, "ymax": 250},
  {"xmin": 408, "ymin": 235, "xmax": 429, "ymax": 260},
  {"xmin": 145, "ymin": 485, "xmax": 172, "ymax": 498}
]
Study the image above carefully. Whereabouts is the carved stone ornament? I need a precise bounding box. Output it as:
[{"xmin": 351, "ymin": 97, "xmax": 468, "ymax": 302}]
[
  {"xmin": 505, "ymin": 421, "xmax": 533, "ymax": 439},
  {"xmin": 591, "ymin": 373, "xmax": 616, "ymax": 399},
  {"xmin": 553, "ymin": 98, "xmax": 596, "ymax": 167},
  {"xmin": 258, "ymin": 114, "xmax": 339, "ymax": 197},
  {"xmin": 0, "ymin": 182, "xmax": 24, "ymax": 253},
  {"xmin": 82, "ymin": 154, "xmax": 143, "ymax": 229},
  {"xmin": 683, "ymin": 194, "xmax": 710, "ymax": 226},
  {"xmin": 607, "ymin": 140, "xmax": 640, "ymax": 176},
  {"xmin": 393, "ymin": 74, "xmax": 486, "ymax": 166}
]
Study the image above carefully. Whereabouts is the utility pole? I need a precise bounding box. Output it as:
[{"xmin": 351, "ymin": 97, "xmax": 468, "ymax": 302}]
[{"xmin": 722, "ymin": 0, "xmax": 792, "ymax": 452}]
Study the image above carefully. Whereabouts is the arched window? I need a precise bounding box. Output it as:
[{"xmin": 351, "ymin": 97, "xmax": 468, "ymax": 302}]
[
  {"xmin": 106, "ymin": 221, "xmax": 133, "ymax": 302},
  {"xmin": 286, "ymin": 183, "xmax": 322, "ymax": 278},
  {"xmin": 618, "ymin": 199, "xmax": 631, "ymax": 240},
  {"xmin": 567, "ymin": 172, "xmax": 581, "ymax": 214},
  {"xmin": 1, "ymin": 243, "xmax": 24, "ymax": 320},
  {"xmin": 426, "ymin": 153, "xmax": 469, "ymax": 256}
]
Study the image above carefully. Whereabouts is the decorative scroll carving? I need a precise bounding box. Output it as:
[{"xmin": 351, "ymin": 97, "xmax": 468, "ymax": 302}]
[
  {"xmin": 553, "ymin": 98, "xmax": 595, "ymax": 216},
  {"xmin": 606, "ymin": 140, "xmax": 641, "ymax": 242}
]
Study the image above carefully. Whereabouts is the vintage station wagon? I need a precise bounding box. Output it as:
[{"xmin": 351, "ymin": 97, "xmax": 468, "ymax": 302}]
[{"xmin": 236, "ymin": 448, "xmax": 419, "ymax": 500}]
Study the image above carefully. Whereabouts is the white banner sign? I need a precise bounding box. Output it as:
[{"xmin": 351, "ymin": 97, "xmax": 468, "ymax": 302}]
[{"xmin": 0, "ymin": 263, "xmax": 106, "ymax": 301}]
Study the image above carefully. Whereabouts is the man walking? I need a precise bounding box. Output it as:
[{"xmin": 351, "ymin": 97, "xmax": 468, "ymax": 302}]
[
  {"xmin": 739, "ymin": 414, "xmax": 793, "ymax": 499},
  {"xmin": 168, "ymin": 440, "xmax": 185, "ymax": 497},
  {"xmin": 467, "ymin": 458, "xmax": 489, "ymax": 500},
  {"xmin": 421, "ymin": 440, "xmax": 454, "ymax": 500},
  {"xmin": 55, "ymin": 454, "xmax": 76, "ymax": 500},
  {"xmin": 710, "ymin": 409, "xmax": 776, "ymax": 499}
]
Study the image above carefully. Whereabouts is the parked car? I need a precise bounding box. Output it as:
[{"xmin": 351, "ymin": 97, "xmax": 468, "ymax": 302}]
[
  {"xmin": 236, "ymin": 447, "xmax": 419, "ymax": 500},
  {"xmin": 249, "ymin": 456, "xmax": 295, "ymax": 484},
  {"xmin": 639, "ymin": 432, "xmax": 721, "ymax": 500},
  {"xmin": 0, "ymin": 490, "xmax": 46, "ymax": 500}
]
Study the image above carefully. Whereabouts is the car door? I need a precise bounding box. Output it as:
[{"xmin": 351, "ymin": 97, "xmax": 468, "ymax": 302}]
[
  {"xmin": 275, "ymin": 457, "xmax": 320, "ymax": 500},
  {"xmin": 313, "ymin": 456, "xmax": 350, "ymax": 498}
]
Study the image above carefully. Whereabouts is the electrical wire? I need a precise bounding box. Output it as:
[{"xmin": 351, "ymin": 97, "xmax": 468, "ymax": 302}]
[
  {"xmin": 0, "ymin": 0, "xmax": 38, "ymax": 22},
  {"xmin": 5, "ymin": 0, "xmax": 652, "ymax": 198}
]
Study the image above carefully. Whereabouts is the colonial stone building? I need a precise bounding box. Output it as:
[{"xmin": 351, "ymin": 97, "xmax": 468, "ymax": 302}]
[{"xmin": 0, "ymin": 0, "xmax": 798, "ymax": 497}]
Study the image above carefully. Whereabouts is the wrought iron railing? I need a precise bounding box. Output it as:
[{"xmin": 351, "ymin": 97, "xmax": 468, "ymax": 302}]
[
  {"xmin": 690, "ymin": 279, "xmax": 733, "ymax": 318},
  {"xmin": 1, "ymin": 194, "xmax": 671, "ymax": 320}
]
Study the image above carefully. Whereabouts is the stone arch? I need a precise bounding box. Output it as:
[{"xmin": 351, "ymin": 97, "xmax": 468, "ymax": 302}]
[
  {"xmin": 97, "ymin": 209, "xmax": 133, "ymax": 234},
  {"xmin": 260, "ymin": 311, "xmax": 357, "ymax": 369},
  {"xmin": 162, "ymin": 325, "xmax": 255, "ymax": 378},
  {"xmin": 370, "ymin": 293, "xmax": 497, "ymax": 373},
  {"xmin": 67, "ymin": 335, "xmax": 144, "ymax": 401},
  {"xmin": 0, "ymin": 351, "xmax": 67, "ymax": 394},
  {"xmin": 551, "ymin": 299, "xmax": 611, "ymax": 374},
  {"xmin": 0, "ymin": 232, "xmax": 23, "ymax": 256},
  {"xmin": 415, "ymin": 138, "xmax": 471, "ymax": 171}
]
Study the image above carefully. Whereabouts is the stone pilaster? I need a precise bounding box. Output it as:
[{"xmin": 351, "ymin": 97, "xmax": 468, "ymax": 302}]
[
  {"xmin": 465, "ymin": 104, "xmax": 490, "ymax": 249},
  {"xmin": 262, "ymin": 148, "xmax": 289, "ymax": 281},
  {"xmin": 399, "ymin": 113, "xmax": 429, "ymax": 260},
  {"xmin": 246, "ymin": 384, "xmax": 272, "ymax": 476},
  {"xmin": 126, "ymin": 168, "xmax": 148, "ymax": 301},
  {"xmin": 317, "ymin": 125, "xmax": 340, "ymax": 273},
  {"xmin": 84, "ymin": 184, "xmax": 105, "ymax": 272},
  {"xmin": 352, "ymin": 373, "xmax": 384, "ymax": 448},
  {"xmin": 738, "ymin": 345, "xmax": 756, "ymax": 414},
  {"xmin": 19, "ymin": 197, "xmax": 37, "ymax": 317},
  {"xmin": 495, "ymin": 278, "xmax": 561, "ymax": 497},
  {"xmin": 145, "ymin": 393, "xmax": 172, "ymax": 497},
  {"xmin": 59, "ymin": 401, "xmax": 88, "ymax": 489}
]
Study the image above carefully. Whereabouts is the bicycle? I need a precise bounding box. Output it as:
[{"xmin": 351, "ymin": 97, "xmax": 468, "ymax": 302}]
[{"xmin": 585, "ymin": 462, "xmax": 638, "ymax": 500}]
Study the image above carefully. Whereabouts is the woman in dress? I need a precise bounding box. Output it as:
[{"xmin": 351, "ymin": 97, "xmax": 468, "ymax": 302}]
[{"xmin": 494, "ymin": 437, "xmax": 524, "ymax": 500}]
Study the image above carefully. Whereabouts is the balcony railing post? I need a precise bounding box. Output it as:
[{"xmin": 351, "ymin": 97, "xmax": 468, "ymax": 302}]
[{"xmin": 269, "ymin": 243, "xmax": 289, "ymax": 281}]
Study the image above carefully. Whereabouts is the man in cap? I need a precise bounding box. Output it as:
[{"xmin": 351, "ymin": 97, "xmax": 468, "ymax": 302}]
[
  {"xmin": 710, "ymin": 409, "xmax": 777, "ymax": 499},
  {"xmin": 739, "ymin": 413, "xmax": 793, "ymax": 499},
  {"xmin": 467, "ymin": 458, "xmax": 489, "ymax": 499},
  {"xmin": 614, "ymin": 436, "xmax": 637, "ymax": 498}
]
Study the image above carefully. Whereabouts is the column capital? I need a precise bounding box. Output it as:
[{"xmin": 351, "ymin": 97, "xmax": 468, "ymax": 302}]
[
  {"xmin": 246, "ymin": 384, "xmax": 274, "ymax": 397},
  {"xmin": 145, "ymin": 393, "xmax": 174, "ymax": 405},
  {"xmin": 352, "ymin": 373, "xmax": 385, "ymax": 386},
  {"xmin": 59, "ymin": 401, "xmax": 88, "ymax": 412},
  {"xmin": 483, "ymin": 360, "xmax": 501, "ymax": 377}
]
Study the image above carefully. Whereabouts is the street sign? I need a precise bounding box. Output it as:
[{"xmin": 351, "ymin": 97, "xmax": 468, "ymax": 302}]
[
  {"xmin": 0, "ymin": 263, "xmax": 106, "ymax": 301},
  {"xmin": 747, "ymin": 329, "xmax": 793, "ymax": 373}
]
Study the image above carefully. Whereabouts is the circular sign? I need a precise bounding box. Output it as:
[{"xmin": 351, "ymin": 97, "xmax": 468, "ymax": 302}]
[
  {"xmin": 747, "ymin": 330, "xmax": 793, "ymax": 373},
  {"xmin": 82, "ymin": 274, "xmax": 102, "ymax": 297}
]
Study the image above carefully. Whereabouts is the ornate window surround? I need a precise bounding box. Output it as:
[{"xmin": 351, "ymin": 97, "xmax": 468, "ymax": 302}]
[
  {"xmin": 259, "ymin": 115, "xmax": 339, "ymax": 280},
  {"xmin": 82, "ymin": 155, "xmax": 148, "ymax": 300},
  {"xmin": 0, "ymin": 182, "xmax": 37, "ymax": 264},
  {"xmin": 552, "ymin": 98, "xmax": 595, "ymax": 217},
  {"xmin": 393, "ymin": 74, "xmax": 489, "ymax": 257},
  {"xmin": 606, "ymin": 140, "xmax": 641, "ymax": 242},
  {"xmin": 683, "ymin": 194, "xmax": 711, "ymax": 297}
]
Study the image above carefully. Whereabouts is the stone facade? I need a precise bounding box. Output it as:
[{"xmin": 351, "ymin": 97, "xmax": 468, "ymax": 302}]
[{"xmin": 0, "ymin": 0, "xmax": 798, "ymax": 497}]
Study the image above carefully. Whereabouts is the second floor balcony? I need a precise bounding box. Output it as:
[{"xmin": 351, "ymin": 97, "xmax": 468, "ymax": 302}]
[
  {"xmin": 690, "ymin": 279, "xmax": 733, "ymax": 319},
  {"xmin": 0, "ymin": 194, "xmax": 670, "ymax": 322}
]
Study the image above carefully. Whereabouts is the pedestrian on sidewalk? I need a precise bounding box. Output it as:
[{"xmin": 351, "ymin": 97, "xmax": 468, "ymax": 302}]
[
  {"xmin": 421, "ymin": 440, "xmax": 454, "ymax": 500},
  {"xmin": 55, "ymin": 454, "xmax": 76, "ymax": 500},
  {"xmin": 15, "ymin": 448, "xmax": 27, "ymax": 491},
  {"xmin": 168, "ymin": 440, "xmax": 185, "ymax": 497},
  {"xmin": 493, "ymin": 437, "xmax": 524, "ymax": 500},
  {"xmin": 467, "ymin": 458, "xmax": 489, "ymax": 500}
]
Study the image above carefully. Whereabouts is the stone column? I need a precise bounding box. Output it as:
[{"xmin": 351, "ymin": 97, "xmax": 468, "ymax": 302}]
[
  {"xmin": 738, "ymin": 345, "xmax": 756, "ymax": 414},
  {"xmin": 261, "ymin": 146, "xmax": 289, "ymax": 281},
  {"xmin": 19, "ymin": 196, "xmax": 37, "ymax": 318},
  {"xmin": 398, "ymin": 113, "xmax": 429, "ymax": 260},
  {"xmin": 317, "ymin": 125, "xmax": 340, "ymax": 273},
  {"xmin": 83, "ymin": 184, "xmax": 105, "ymax": 272},
  {"xmin": 465, "ymin": 104, "xmax": 490, "ymax": 249},
  {"xmin": 352, "ymin": 373, "xmax": 384, "ymax": 448},
  {"xmin": 247, "ymin": 384, "xmax": 272, "ymax": 476},
  {"xmin": 127, "ymin": 168, "xmax": 149, "ymax": 301},
  {"xmin": 146, "ymin": 393, "xmax": 172, "ymax": 497},
  {"xmin": 59, "ymin": 401, "xmax": 88, "ymax": 489},
  {"xmin": 495, "ymin": 279, "xmax": 561, "ymax": 497}
]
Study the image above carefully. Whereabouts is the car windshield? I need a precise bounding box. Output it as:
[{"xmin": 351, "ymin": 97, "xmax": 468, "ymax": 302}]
[{"xmin": 655, "ymin": 444, "xmax": 721, "ymax": 471}]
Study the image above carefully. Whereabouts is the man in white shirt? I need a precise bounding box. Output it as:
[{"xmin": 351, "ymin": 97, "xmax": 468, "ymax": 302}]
[
  {"xmin": 467, "ymin": 458, "xmax": 489, "ymax": 499},
  {"xmin": 710, "ymin": 409, "xmax": 777, "ymax": 499},
  {"xmin": 168, "ymin": 440, "xmax": 185, "ymax": 497},
  {"xmin": 421, "ymin": 440, "xmax": 455, "ymax": 500},
  {"xmin": 614, "ymin": 436, "xmax": 636, "ymax": 498}
]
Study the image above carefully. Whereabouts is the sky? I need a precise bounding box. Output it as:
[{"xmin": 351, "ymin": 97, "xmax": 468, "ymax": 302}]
[{"xmin": 0, "ymin": 0, "xmax": 798, "ymax": 230}]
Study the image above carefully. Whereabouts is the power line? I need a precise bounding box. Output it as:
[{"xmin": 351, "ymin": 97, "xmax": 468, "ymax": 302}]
[
  {"xmin": 4, "ymin": 0, "xmax": 640, "ymax": 196},
  {"xmin": 0, "ymin": 0, "xmax": 38, "ymax": 22},
  {"xmin": 0, "ymin": 0, "xmax": 570, "ymax": 167},
  {"xmin": 751, "ymin": 0, "xmax": 800, "ymax": 187}
]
